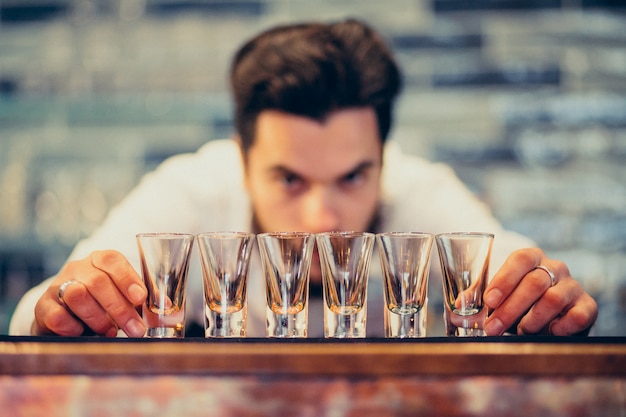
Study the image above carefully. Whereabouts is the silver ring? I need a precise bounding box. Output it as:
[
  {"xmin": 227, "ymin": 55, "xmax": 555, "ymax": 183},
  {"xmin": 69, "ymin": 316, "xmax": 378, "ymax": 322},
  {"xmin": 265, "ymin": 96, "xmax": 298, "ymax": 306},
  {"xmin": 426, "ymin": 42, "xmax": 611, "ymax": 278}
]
[
  {"xmin": 535, "ymin": 265, "xmax": 557, "ymax": 287},
  {"xmin": 58, "ymin": 280, "xmax": 81, "ymax": 305}
]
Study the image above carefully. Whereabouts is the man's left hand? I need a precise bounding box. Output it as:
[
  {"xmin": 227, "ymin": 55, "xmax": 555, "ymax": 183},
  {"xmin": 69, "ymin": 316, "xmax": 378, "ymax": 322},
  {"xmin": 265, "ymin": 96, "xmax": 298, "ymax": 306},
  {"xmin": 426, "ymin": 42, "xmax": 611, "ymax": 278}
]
[{"xmin": 483, "ymin": 248, "xmax": 598, "ymax": 336}]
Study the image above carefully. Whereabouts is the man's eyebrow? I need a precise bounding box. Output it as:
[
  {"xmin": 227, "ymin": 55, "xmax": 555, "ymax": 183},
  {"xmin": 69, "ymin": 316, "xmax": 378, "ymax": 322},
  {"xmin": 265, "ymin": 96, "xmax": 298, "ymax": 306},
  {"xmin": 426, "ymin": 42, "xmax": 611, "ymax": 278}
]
[
  {"xmin": 268, "ymin": 165, "xmax": 300, "ymax": 176},
  {"xmin": 269, "ymin": 160, "xmax": 377, "ymax": 178},
  {"xmin": 341, "ymin": 161, "xmax": 376, "ymax": 178}
]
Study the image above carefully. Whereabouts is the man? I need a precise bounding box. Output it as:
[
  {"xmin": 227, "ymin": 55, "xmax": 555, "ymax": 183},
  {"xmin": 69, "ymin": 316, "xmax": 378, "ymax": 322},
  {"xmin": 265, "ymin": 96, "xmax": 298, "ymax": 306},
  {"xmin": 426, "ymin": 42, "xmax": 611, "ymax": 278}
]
[{"xmin": 10, "ymin": 19, "xmax": 597, "ymax": 338}]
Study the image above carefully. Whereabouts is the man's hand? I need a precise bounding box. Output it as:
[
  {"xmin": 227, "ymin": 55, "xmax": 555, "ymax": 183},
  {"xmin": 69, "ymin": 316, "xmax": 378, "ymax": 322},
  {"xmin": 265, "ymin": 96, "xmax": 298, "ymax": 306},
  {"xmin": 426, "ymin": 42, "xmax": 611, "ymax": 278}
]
[
  {"xmin": 483, "ymin": 248, "xmax": 598, "ymax": 336},
  {"xmin": 32, "ymin": 250, "xmax": 147, "ymax": 337}
]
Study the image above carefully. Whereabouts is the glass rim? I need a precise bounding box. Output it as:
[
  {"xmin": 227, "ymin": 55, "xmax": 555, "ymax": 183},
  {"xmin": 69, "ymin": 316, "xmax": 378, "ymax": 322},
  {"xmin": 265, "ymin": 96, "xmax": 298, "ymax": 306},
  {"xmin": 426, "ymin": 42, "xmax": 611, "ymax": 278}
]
[
  {"xmin": 136, "ymin": 232, "xmax": 194, "ymax": 238},
  {"xmin": 315, "ymin": 231, "xmax": 375, "ymax": 238},
  {"xmin": 257, "ymin": 231, "xmax": 313, "ymax": 238},
  {"xmin": 435, "ymin": 232, "xmax": 494, "ymax": 239},
  {"xmin": 196, "ymin": 231, "xmax": 255, "ymax": 238},
  {"xmin": 376, "ymin": 231, "xmax": 433, "ymax": 238}
]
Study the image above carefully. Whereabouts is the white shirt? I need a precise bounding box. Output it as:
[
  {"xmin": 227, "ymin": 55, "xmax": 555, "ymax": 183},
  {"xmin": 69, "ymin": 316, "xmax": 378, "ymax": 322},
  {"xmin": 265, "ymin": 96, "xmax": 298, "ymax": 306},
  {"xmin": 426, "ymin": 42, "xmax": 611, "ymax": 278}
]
[{"xmin": 9, "ymin": 139, "xmax": 535, "ymax": 337}]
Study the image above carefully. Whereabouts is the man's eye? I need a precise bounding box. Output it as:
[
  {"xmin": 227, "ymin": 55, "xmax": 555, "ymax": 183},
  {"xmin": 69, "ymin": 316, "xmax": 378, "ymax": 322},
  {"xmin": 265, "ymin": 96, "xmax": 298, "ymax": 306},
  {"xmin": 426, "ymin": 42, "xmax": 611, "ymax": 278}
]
[
  {"xmin": 281, "ymin": 174, "xmax": 304, "ymax": 190},
  {"xmin": 341, "ymin": 171, "xmax": 364, "ymax": 187}
]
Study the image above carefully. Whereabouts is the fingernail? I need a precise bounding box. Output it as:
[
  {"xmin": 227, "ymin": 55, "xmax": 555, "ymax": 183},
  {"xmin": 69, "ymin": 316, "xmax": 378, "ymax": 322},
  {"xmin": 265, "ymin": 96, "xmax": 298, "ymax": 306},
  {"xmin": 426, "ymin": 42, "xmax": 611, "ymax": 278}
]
[
  {"xmin": 484, "ymin": 289, "xmax": 502, "ymax": 308},
  {"xmin": 484, "ymin": 317, "xmax": 504, "ymax": 336},
  {"xmin": 128, "ymin": 283, "xmax": 147, "ymax": 304},
  {"xmin": 126, "ymin": 318, "xmax": 146, "ymax": 338}
]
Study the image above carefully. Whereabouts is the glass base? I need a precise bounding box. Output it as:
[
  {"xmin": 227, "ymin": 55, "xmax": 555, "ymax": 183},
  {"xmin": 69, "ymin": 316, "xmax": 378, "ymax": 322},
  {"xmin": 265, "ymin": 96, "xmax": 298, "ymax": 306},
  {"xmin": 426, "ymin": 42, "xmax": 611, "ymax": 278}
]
[
  {"xmin": 145, "ymin": 326, "xmax": 184, "ymax": 338},
  {"xmin": 454, "ymin": 327, "xmax": 487, "ymax": 337},
  {"xmin": 142, "ymin": 305, "xmax": 185, "ymax": 338},
  {"xmin": 324, "ymin": 307, "xmax": 367, "ymax": 338},
  {"xmin": 205, "ymin": 306, "xmax": 247, "ymax": 337},
  {"xmin": 266, "ymin": 307, "xmax": 308, "ymax": 337},
  {"xmin": 384, "ymin": 306, "xmax": 427, "ymax": 338},
  {"xmin": 444, "ymin": 308, "xmax": 487, "ymax": 337}
]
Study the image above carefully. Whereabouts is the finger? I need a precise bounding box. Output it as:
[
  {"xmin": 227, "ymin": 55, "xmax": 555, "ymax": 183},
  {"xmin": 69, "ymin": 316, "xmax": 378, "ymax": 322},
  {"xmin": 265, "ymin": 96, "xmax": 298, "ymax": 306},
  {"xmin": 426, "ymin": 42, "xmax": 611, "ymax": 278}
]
[
  {"xmin": 76, "ymin": 268, "xmax": 146, "ymax": 338},
  {"xmin": 484, "ymin": 248, "xmax": 543, "ymax": 310},
  {"xmin": 516, "ymin": 278, "xmax": 580, "ymax": 335},
  {"xmin": 90, "ymin": 250, "xmax": 147, "ymax": 306},
  {"xmin": 57, "ymin": 279, "xmax": 120, "ymax": 337},
  {"xmin": 59, "ymin": 253, "xmax": 146, "ymax": 337},
  {"xmin": 34, "ymin": 296, "xmax": 86, "ymax": 336},
  {"xmin": 545, "ymin": 292, "xmax": 598, "ymax": 336},
  {"xmin": 484, "ymin": 265, "xmax": 557, "ymax": 336}
]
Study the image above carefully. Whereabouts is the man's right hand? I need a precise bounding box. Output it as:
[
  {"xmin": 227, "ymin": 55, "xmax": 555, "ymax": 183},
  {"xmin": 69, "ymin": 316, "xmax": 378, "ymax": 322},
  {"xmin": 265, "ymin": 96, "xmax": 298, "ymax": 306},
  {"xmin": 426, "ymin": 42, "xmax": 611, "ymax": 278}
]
[{"xmin": 32, "ymin": 250, "xmax": 147, "ymax": 337}]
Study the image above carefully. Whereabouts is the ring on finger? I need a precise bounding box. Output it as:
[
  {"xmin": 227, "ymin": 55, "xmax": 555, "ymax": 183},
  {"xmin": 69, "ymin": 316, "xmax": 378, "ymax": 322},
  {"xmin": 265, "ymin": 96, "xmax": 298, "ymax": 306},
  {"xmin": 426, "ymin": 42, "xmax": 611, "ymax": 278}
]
[
  {"xmin": 535, "ymin": 265, "xmax": 557, "ymax": 287},
  {"xmin": 58, "ymin": 280, "xmax": 82, "ymax": 306}
]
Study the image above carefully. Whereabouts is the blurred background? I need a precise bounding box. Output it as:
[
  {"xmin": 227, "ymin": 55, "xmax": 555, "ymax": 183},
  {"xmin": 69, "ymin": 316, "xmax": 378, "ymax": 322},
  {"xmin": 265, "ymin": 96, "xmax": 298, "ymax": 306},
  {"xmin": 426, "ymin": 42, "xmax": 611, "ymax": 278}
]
[{"xmin": 0, "ymin": 0, "xmax": 624, "ymax": 335}]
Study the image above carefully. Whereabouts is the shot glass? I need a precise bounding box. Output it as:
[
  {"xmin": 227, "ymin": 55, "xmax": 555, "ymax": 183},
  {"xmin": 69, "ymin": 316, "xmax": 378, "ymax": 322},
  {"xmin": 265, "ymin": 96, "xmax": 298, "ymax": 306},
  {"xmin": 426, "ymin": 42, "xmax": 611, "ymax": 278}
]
[
  {"xmin": 257, "ymin": 232, "xmax": 315, "ymax": 338},
  {"xmin": 196, "ymin": 232, "xmax": 254, "ymax": 338},
  {"xmin": 436, "ymin": 232, "xmax": 494, "ymax": 337},
  {"xmin": 137, "ymin": 233, "xmax": 195, "ymax": 338},
  {"xmin": 377, "ymin": 232, "xmax": 434, "ymax": 338},
  {"xmin": 316, "ymin": 231, "xmax": 375, "ymax": 338}
]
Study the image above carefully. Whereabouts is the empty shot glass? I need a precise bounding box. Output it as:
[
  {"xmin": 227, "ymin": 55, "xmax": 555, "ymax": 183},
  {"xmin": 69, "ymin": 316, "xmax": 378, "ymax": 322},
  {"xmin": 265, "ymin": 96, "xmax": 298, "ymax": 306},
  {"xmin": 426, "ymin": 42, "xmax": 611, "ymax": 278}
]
[
  {"xmin": 196, "ymin": 232, "xmax": 254, "ymax": 338},
  {"xmin": 137, "ymin": 233, "xmax": 195, "ymax": 338},
  {"xmin": 436, "ymin": 232, "xmax": 494, "ymax": 337},
  {"xmin": 316, "ymin": 231, "xmax": 375, "ymax": 338},
  {"xmin": 257, "ymin": 232, "xmax": 315, "ymax": 338},
  {"xmin": 377, "ymin": 232, "xmax": 434, "ymax": 338}
]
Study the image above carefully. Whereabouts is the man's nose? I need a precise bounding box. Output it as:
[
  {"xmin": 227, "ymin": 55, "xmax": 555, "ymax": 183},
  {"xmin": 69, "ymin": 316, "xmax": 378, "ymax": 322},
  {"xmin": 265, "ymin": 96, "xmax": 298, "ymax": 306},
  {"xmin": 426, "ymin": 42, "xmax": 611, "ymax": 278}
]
[{"xmin": 302, "ymin": 187, "xmax": 340, "ymax": 233}]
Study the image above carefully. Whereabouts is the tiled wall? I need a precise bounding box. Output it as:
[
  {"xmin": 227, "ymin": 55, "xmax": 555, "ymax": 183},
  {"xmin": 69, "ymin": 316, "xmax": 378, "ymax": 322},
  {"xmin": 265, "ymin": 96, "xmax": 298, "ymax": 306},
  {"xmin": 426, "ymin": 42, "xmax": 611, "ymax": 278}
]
[{"xmin": 0, "ymin": 0, "xmax": 624, "ymax": 335}]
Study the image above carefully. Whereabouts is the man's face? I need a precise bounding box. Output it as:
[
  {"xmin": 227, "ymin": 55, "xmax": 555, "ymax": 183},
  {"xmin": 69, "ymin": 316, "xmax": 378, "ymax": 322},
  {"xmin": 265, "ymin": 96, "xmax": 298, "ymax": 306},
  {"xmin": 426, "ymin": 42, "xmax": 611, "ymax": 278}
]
[{"xmin": 242, "ymin": 107, "xmax": 383, "ymax": 283}]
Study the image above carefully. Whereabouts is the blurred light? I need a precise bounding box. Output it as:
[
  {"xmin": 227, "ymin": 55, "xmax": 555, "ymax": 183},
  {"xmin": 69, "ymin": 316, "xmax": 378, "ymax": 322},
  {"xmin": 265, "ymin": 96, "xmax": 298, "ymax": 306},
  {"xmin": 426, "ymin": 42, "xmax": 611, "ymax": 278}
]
[
  {"xmin": 120, "ymin": 0, "xmax": 146, "ymax": 21},
  {"xmin": 35, "ymin": 190, "xmax": 61, "ymax": 223}
]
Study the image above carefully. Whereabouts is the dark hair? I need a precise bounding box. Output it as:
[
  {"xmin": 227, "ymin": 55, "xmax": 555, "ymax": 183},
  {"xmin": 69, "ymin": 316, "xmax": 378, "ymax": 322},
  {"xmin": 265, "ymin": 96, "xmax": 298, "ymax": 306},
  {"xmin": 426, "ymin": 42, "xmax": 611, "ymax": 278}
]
[{"xmin": 230, "ymin": 19, "xmax": 402, "ymax": 153}]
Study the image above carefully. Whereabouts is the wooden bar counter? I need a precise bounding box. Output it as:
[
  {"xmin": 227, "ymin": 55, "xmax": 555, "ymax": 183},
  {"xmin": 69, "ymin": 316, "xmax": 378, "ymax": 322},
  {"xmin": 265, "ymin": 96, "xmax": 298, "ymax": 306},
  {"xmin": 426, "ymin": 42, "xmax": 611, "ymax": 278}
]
[{"xmin": 1, "ymin": 336, "xmax": 625, "ymax": 416}]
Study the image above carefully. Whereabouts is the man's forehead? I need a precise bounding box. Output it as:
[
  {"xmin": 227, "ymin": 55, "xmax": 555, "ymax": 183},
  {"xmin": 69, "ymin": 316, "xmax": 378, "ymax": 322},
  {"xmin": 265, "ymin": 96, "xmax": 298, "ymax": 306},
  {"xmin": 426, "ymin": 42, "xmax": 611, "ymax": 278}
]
[{"xmin": 250, "ymin": 108, "xmax": 381, "ymax": 167}]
